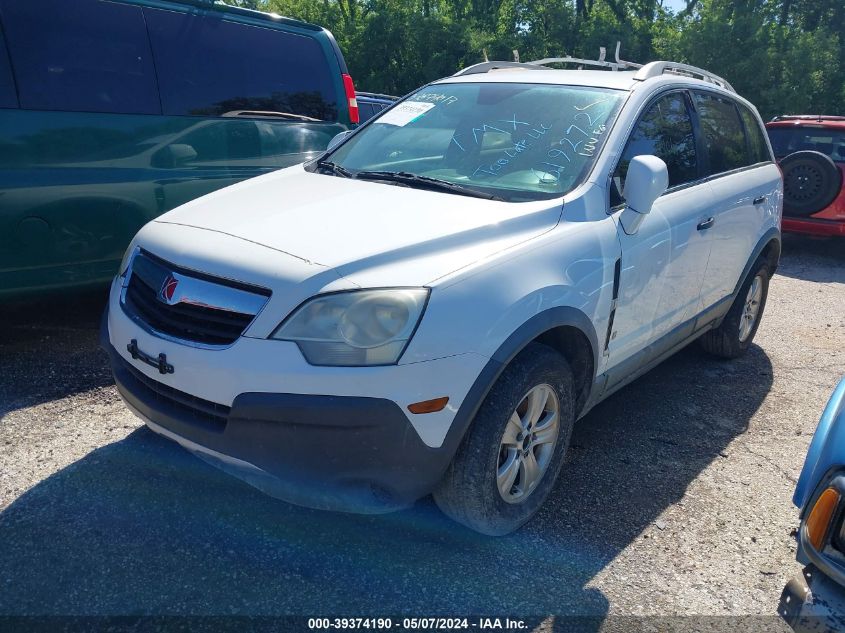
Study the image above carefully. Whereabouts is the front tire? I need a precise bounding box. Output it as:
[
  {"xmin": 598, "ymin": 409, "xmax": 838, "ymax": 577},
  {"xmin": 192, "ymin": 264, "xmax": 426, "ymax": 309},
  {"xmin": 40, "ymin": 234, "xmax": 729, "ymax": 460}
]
[
  {"xmin": 699, "ymin": 257, "xmax": 771, "ymax": 359},
  {"xmin": 433, "ymin": 343, "xmax": 575, "ymax": 535}
]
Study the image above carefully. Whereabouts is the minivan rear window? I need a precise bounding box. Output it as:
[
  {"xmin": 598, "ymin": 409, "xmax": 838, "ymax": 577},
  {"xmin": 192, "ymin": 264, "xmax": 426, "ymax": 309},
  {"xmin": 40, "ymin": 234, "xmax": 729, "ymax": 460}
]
[
  {"xmin": 144, "ymin": 9, "xmax": 339, "ymax": 122},
  {"xmin": 0, "ymin": 0, "xmax": 160, "ymax": 114}
]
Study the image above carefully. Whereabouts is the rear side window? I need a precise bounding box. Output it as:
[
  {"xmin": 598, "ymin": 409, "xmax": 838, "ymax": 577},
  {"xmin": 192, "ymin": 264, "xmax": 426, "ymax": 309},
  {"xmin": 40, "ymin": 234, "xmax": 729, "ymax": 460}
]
[
  {"xmin": 0, "ymin": 21, "xmax": 17, "ymax": 108},
  {"xmin": 613, "ymin": 91, "xmax": 698, "ymax": 203},
  {"xmin": 693, "ymin": 92, "xmax": 748, "ymax": 174},
  {"xmin": 738, "ymin": 106, "xmax": 772, "ymax": 164},
  {"xmin": 144, "ymin": 9, "xmax": 339, "ymax": 121},
  {"xmin": 0, "ymin": 0, "xmax": 160, "ymax": 114}
]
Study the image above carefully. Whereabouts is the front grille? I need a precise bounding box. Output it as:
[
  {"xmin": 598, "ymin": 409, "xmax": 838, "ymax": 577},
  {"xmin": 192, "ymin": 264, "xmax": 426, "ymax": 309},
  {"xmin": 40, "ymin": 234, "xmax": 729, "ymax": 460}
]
[
  {"xmin": 121, "ymin": 355, "xmax": 230, "ymax": 432},
  {"xmin": 122, "ymin": 251, "xmax": 269, "ymax": 346}
]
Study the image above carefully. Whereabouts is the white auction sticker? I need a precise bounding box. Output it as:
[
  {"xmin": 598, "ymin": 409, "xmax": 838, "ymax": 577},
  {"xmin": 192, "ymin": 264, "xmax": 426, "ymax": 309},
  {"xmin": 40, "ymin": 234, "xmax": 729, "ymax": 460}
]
[{"xmin": 376, "ymin": 101, "xmax": 436, "ymax": 126}]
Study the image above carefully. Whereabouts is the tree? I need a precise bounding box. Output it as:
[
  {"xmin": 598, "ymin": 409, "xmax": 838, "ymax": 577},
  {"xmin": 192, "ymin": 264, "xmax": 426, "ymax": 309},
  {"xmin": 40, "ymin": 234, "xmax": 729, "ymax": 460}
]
[{"xmin": 261, "ymin": 0, "xmax": 843, "ymax": 117}]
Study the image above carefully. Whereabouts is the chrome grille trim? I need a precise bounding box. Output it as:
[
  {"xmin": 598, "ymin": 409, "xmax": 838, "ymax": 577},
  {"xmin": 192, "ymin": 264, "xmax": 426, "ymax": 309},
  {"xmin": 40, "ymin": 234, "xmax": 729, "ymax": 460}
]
[{"xmin": 120, "ymin": 250, "xmax": 271, "ymax": 348}]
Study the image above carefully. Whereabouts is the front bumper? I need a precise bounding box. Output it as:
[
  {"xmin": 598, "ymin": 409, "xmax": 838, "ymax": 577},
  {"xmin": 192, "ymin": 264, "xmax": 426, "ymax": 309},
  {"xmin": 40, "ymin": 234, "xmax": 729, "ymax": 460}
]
[
  {"xmin": 780, "ymin": 566, "xmax": 845, "ymax": 632},
  {"xmin": 105, "ymin": 339, "xmax": 458, "ymax": 512},
  {"xmin": 101, "ymin": 296, "xmax": 488, "ymax": 512}
]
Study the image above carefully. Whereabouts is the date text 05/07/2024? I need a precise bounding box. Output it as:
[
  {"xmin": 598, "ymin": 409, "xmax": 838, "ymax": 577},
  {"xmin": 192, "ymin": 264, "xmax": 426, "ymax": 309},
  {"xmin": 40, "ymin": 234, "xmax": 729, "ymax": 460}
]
[{"xmin": 307, "ymin": 617, "xmax": 528, "ymax": 630}]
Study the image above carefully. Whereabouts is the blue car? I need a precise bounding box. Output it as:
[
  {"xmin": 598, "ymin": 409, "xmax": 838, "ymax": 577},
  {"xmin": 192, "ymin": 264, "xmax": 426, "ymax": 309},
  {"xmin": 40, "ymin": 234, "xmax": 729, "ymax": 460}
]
[
  {"xmin": 354, "ymin": 92, "xmax": 398, "ymax": 124},
  {"xmin": 781, "ymin": 376, "xmax": 845, "ymax": 630}
]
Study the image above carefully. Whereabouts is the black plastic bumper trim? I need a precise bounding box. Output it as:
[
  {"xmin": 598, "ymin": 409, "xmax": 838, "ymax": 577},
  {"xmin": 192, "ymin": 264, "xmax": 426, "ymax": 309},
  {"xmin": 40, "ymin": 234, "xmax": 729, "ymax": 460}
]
[{"xmin": 102, "ymin": 310, "xmax": 456, "ymax": 511}]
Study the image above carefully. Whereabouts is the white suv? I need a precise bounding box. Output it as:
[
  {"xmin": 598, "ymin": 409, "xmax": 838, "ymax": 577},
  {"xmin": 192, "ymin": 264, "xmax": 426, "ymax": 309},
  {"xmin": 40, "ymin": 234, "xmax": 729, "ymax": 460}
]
[{"xmin": 103, "ymin": 58, "xmax": 782, "ymax": 535}]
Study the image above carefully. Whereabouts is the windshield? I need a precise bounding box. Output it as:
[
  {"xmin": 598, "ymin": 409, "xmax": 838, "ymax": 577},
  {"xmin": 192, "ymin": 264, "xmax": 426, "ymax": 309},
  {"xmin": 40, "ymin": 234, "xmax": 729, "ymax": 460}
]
[
  {"xmin": 324, "ymin": 82, "xmax": 625, "ymax": 202},
  {"xmin": 767, "ymin": 126, "xmax": 845, "ymax": 162}
]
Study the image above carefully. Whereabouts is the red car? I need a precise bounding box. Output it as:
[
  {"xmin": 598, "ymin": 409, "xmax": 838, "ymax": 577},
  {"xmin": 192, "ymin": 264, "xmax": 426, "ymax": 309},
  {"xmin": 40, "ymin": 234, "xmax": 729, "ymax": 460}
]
[{"xmin": 766, "ymin": 115, "xmax": 845, "ymax": 236}]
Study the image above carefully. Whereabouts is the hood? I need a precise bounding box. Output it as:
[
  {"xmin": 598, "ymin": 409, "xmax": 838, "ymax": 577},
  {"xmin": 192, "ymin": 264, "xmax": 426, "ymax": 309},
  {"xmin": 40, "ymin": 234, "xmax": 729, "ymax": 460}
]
[{"xmin": 155, "ymin": 165, "xmax": 562, "ymax": 286}]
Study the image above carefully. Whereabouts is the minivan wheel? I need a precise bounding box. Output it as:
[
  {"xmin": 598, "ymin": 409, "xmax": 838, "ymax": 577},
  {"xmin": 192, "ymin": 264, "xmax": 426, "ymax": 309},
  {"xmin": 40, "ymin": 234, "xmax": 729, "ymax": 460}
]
[
  {"xmin": 433, "ymin": 343, "xmax": 574, "ymax": 536},
  {"xmin": 698, "ymin": 258, "xmax": 770, "ymax": 359}
]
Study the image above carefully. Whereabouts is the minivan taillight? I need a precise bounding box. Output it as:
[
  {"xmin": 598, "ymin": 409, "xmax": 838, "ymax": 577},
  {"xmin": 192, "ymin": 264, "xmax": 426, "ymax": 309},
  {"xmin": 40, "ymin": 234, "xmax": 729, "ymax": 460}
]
[{"xmin": 342, "ymin": 73, "xmax": 359, "ymax": 124}]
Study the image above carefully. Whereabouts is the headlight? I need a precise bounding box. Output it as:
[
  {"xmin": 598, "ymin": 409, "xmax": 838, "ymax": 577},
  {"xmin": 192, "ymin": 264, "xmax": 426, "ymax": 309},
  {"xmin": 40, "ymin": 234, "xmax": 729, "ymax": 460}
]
[
  {"xmin": 271, "ymin": 288, "xmax": 429, "ymax": 366},
  {"xmin": 118, "ymin": 243, "xmax": 138, "ymax": 278}
]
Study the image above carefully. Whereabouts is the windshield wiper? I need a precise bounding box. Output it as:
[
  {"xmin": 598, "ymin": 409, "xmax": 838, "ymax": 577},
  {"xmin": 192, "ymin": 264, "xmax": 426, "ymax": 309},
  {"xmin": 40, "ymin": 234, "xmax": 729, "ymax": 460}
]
[
  {"xmin": 353, "ymin": 171, "xmax": 504, "ymax": 201},
  {"xmin": 315, "ymin": 159, "xmax": 354, "ymax": 178}
]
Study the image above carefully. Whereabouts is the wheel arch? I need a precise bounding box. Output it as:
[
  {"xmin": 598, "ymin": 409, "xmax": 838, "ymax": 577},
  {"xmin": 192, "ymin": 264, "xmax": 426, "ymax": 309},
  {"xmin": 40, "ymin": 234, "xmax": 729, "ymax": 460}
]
[
  {"xmin": 489, "ymin": 307, "xmax": 599, "ymax": 416},
  {"xmin": 761, "ymin": 233, "xmax": 781, "ymax": 274},
  {"xmin": 441, "ymin": 306, "xmax": 599, "ymax": 460},
  {"xmin": 733, "ymin": 227, "xmax": 781, "ymax": 298}
]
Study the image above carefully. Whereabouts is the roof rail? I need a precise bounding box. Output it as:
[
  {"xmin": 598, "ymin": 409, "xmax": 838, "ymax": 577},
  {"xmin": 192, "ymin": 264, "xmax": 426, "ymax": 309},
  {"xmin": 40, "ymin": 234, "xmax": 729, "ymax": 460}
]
[
  {"xmin": 453, "ymin": 61, "xmax": 553, "ymax": 76},
  {"xmin": 634, "ymin": 61, "xmax": 735, "ymax": 92},
  {"xmin": 163, "ymin": 0, "xmax": 324, "ymax": 32}
]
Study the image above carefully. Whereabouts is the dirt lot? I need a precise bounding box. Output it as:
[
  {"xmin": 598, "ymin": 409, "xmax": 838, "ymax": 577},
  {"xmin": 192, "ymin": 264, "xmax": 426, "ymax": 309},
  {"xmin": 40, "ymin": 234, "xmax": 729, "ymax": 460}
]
[{"xmin": 0, "ymin": 234, "xmax": 843, "ymax": 624}]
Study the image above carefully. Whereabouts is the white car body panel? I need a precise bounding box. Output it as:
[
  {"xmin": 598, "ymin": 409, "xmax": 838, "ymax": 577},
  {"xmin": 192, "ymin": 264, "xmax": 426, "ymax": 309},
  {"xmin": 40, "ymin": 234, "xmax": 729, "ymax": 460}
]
[
  {"xmin": 404, "ymin": 184, "xmax": 618, "ymax": 366},
  {"xmin": 700, "ymin": 163, "xmax": 783, "ymax": 309},
  {"xmin": 607, "ymin": 183, "xmax": 716, "ymax": 370},
  {"xmin": 105, "ymin": 67, "xmax": 784, "ymax": 492},
  {"xmin": 157, "ymin": 164, "xmax": 562, "ymax": 288}
]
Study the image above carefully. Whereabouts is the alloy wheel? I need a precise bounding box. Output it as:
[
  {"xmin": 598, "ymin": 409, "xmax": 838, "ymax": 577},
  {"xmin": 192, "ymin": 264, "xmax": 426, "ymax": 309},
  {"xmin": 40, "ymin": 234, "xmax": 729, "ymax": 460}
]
[
  {"xmin": 496, "ymin": 384, "xmax": 560, "ymax": 504},
  {"xmin": 739, "ymin": 274, "xmax": 764, "ymax": 343}
]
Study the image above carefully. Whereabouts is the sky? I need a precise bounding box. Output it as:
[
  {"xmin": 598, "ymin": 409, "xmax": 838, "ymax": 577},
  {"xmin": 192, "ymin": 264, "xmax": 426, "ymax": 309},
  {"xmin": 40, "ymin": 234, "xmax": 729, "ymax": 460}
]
[{"xmin": 662, "ymin": 0, "xmax": 689, "ymax": 12}]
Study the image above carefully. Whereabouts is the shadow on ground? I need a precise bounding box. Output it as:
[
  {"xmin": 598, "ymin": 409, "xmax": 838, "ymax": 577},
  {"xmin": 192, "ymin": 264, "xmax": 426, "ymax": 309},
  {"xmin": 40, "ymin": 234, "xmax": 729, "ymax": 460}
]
[
  {"xmin": 0, "ymin": 289, "xmax": 111, "ymax": 418},
  {"xmin": 0, "ymin": 310, "xmax": 773, "ymax": 617},
  {"xmin": 777, "ymin": 234, "xmax": 845, "ymax": 283}
]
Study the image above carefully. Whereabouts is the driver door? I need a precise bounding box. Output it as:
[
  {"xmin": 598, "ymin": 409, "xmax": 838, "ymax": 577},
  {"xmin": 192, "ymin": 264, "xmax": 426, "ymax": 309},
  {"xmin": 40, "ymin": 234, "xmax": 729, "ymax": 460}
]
[{"xmin": 605, "ymin": 91, "xmax": 715, "ymax": 384}]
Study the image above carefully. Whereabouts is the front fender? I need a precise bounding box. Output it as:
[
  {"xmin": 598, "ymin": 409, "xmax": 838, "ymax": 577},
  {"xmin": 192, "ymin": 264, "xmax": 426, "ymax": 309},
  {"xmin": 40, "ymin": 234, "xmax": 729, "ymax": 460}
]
[
  {"xmin": 433, "ymin": 304, "xmax": 600, "ymax": 466},
  {"xmin": 794, "ymin": 376, "xmax": 845, "ymax": 512}
]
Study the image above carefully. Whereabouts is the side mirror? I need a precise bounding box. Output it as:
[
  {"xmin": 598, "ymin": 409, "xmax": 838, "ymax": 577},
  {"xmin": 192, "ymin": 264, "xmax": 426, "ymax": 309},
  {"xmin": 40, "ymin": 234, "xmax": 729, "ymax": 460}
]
[
  {"xmin": 619, "ymin": 155, "xmax": 669, "ymax": 235},
  {"xmin": 326, "ymin": 130, "xmax": 353, "ymax": 152}
]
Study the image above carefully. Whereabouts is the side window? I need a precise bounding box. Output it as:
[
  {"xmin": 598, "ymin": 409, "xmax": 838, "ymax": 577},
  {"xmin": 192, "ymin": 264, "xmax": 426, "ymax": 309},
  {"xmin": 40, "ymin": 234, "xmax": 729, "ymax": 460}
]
[
  {"xmin": 0, "ymin": 0, "xmax": 159, "ymax": 114},
  {"xmin": 739, "ymin": 105, "xmax": 772, "ymax": 164},
  {"xmin": 144, "ymin": 9, "xmax": 339, "ymax": 122},
  {"xmin": 612, "ymin": 92, "xmax": 698, "ymax": 204},
  {"xmin": 693, "ymin": 92, "xmax": 748, "ymax": 174},
  {"xmin": 0, "ymin": 20, "xmax": 17, "ymax": 108}
]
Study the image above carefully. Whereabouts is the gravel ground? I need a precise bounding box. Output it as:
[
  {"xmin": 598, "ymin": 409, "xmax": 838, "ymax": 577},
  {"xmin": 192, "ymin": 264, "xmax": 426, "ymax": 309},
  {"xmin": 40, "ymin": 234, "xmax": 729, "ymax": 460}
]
[{"xmin": 0, "ymin": 234, "xmax": 843, "ymax": 624}]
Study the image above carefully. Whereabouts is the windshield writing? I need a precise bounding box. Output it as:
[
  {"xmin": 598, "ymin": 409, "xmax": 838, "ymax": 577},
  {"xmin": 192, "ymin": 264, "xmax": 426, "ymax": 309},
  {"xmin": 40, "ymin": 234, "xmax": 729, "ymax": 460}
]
[{"xmin": 326, "ymin": 82, "xmax": 624, "ymax": 202}]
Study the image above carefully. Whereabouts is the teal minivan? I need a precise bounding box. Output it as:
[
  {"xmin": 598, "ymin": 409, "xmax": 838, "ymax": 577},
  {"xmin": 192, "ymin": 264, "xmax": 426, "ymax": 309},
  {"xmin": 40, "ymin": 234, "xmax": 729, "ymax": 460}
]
[{"xmin": 0, "ymin": 0, "xmax": 357, "ymax": 298}]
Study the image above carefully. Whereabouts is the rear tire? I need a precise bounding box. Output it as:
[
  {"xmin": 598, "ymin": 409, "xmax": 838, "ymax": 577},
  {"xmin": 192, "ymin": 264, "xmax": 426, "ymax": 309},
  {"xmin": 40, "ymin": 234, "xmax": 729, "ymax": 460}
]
[
  {"xmin": 433, "ymin": 343, "xmax": 575, "ymax": 536},
  {"xmin": 699, "ymin": 258, "xmax": 770, "ymax": 359}
]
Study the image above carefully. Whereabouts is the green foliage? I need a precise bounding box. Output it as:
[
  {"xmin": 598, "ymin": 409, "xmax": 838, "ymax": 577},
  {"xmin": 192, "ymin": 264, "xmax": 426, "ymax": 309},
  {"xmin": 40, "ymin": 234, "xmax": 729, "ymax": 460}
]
[{"xmin": 261, "ymin": 0, "xmax": 843, "ymax": 118}]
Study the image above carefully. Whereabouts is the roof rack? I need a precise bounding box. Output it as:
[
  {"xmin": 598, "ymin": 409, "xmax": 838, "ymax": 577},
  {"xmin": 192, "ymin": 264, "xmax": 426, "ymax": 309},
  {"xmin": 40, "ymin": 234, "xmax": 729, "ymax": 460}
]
[
  {"xmin": 454, "ymin": 42, "xmax": 640, "ymax": 76},
  {"xmin": 770, "ymin": 115, "xmax": 845, "ymax": 122},
  {"xmin": 529, "ymin": 42, "xmax": 642, "ymax": 71},
  {"xmin": 454, "ymin": 43, "xmax": 736, "ymax": 94},
  {"xmin": 633, "ymin": 61, "xmax": 735, "ymax": 93}
]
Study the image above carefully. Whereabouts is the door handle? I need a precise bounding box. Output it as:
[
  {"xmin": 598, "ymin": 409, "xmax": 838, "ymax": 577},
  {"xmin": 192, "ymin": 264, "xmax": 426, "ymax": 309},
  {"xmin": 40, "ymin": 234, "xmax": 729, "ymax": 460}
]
[
  {"xmin": 697, "ymin": 217, "xmax": 715, "ymax": 231},
  {"xmin": 753, "ymin": 195, "xmax": 767, "ymax": 205}
]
